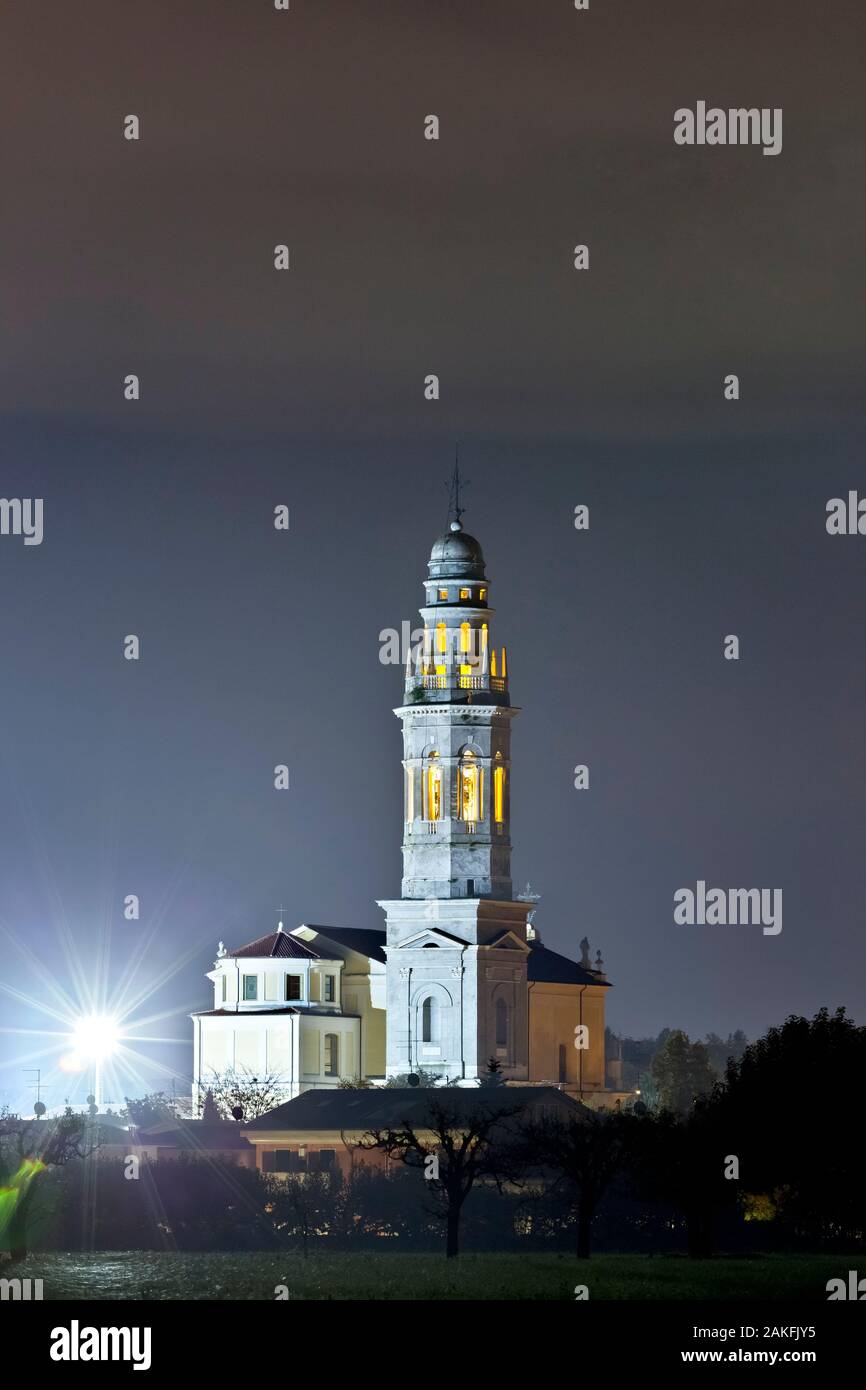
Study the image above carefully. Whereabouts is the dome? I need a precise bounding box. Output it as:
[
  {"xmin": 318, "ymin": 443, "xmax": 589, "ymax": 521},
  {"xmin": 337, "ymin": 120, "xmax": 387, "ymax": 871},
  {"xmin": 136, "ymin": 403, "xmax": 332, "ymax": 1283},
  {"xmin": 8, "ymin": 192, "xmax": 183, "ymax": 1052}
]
[{"xmin": 427, "ymin": 521, "xmax": 486, "ymax": 581}]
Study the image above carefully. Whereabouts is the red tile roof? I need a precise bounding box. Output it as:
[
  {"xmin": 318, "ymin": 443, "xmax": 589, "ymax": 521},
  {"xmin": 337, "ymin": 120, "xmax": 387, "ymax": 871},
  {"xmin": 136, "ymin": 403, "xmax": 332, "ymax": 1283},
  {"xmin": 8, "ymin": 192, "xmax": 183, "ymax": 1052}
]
[{"xmin": 231, "ymin": 931, "xmax": 323, "ymax": 960}]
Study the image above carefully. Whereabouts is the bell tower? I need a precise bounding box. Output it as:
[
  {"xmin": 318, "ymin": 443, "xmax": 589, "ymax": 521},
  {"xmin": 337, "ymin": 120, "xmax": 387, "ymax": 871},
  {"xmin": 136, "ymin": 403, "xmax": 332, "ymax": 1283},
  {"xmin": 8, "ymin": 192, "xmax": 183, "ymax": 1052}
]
[
  {"xmin": 378, "ymin": 474, "xmax": 531, "ymax": 1083},
  {"xmin": 399, "ymin": 515, "xmax": 516, "ymax": 899}
]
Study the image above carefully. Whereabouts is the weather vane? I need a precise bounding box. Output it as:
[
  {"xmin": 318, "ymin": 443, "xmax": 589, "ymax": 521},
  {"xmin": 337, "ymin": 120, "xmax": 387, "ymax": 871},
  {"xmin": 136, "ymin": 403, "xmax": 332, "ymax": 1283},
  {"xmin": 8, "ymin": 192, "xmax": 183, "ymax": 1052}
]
[{"xmin": 446, "ymin": 445, "xmax": 470, "ymax": 529}]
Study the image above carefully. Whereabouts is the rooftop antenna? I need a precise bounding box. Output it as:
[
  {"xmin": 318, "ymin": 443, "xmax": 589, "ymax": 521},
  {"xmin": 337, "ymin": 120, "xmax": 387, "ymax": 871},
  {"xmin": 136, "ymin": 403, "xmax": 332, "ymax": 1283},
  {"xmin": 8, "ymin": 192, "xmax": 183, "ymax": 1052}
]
[
  {"xmin": 445, "ymin": 445, "xmax": 470, "ymax": 531},
  {"xmin": 24, "ymin": 1067, "xmax": 45, "ymax": 1116}
]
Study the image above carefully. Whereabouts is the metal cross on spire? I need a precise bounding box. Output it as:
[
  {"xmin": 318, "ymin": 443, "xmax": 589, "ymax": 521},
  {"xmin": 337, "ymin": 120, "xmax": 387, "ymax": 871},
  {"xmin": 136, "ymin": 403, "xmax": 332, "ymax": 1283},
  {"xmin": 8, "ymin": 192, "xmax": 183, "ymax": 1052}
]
[{"xmin": 446, "ymin": 445, "xmax": 470, "ymax": 528}]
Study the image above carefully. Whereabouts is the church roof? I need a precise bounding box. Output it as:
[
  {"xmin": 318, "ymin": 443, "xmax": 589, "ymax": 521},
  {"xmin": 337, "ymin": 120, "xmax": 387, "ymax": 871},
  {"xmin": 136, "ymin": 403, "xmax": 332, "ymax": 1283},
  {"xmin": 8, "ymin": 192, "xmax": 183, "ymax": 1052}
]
[
  {"xmin": 427, "ymin": 522, "xmax": 486, "ymax": 581},
  {"xmin": 279, "ymin": 925, "xmax": 609, "ymax": 985},
  {"xmin": 298, "ymin": 925, "xmax": 388, "ymax": 964},
  {"xmin": 230, "ymin": 931, "xmax": 323, "ymax": 960},
  {"xmin": 527, "ymin": 940, "xmax": 610, "ymax": 987},
  {"xmin": 243, "ymin": 1085, "xmax": 586, "ymax": 1132}
]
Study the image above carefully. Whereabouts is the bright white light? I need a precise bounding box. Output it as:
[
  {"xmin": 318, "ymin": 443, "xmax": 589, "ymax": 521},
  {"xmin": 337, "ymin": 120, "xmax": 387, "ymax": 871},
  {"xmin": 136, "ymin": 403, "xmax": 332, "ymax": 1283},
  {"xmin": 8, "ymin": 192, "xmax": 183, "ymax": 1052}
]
[{"xmin": 71, "ymin": 1014, "xmax": 120, "ymax": 1063}]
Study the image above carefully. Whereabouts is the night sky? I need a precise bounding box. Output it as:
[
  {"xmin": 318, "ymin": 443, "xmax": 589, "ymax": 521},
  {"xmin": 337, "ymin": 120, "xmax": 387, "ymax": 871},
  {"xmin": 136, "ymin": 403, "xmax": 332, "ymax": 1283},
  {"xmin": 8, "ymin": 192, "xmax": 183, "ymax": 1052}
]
[{"xmin": 1, "ymin": 1, "xmax": 864, "ymax": 1111}]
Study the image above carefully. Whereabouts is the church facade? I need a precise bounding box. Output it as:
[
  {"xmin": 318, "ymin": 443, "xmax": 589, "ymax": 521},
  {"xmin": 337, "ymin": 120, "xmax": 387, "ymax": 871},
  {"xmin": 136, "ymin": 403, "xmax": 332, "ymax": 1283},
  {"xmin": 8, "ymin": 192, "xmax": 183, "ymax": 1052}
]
[{"xmin": 192, "ymin": 510, "xmax": 615, "ymax": 1108}]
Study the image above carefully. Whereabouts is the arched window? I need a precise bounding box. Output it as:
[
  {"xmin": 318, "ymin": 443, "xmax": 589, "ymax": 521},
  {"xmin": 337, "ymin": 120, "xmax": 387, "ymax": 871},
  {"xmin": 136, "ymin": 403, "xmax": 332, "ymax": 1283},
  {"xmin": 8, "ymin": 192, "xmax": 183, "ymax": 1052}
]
[
  {"xmin": 421, "ymin": 996, "xmax": 438, "ymax": 1043},
  {"xmin": 495, "ymin": 998, "xmax": 508, "ymax": 1048},
  {"xmin": 460, "ymin": 621, "xmax": 471, "ymax": 654},
  {"xmin": 425, "ymin": 755, "xmax": 442, "ymax": 821},
  {"xmin": 494, "ymin": 765, "xmax": 506, "ymax": 824},
  {"xmin": 436, "ymin": 621, "xmax": 447, "ymax": 654},
  {"xmin": 459, "ymin": 750, "xmax": 481, "ymax": 823},
  {"xmin": 324, "ymin": 1034, "xmax": 339, "ymax": 1077}
]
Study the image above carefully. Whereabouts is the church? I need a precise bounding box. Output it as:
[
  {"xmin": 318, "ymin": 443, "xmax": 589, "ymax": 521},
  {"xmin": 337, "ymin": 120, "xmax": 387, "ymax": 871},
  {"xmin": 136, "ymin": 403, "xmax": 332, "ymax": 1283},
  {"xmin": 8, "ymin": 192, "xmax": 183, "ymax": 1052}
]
[{"xmin": 192, "ymin": 504, "xmax": 617, "ymax": 1106}]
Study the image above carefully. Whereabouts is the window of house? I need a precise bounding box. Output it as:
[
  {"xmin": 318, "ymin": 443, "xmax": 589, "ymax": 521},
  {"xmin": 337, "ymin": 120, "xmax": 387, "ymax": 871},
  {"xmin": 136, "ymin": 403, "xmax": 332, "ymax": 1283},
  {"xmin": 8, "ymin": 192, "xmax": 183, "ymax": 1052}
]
[
  {"xmin": 308, "ymin": 1149, "xmax": 336, "ymax": 1173},
  {"xmin": 460, "ymin": 588, "xmax": 470, "ymax": 600},
  {"xmin": 495, "ymin": 997, "xmax": 508, "ymax": 1048},
  {"xmin": 436, "ymin": 621, "xmax": 447, "ymax": 653},
  {"xmin": 324, "ymin": 1033, "xmax": 339, "ymax": 1076},
  {"xmin": 479, "ymin": 588, "xmax": 487, "ymax": 600},
  {"xmin": 285, "ymin": 974, "xmax": 301, "ymax": 1002},
  {"xmin": 242, "ymin": 975, "xmax": 258, "ymax": 1001},
  {"xmin": 439, "ymin": 588, "xmax": 448, "ymax": 600},
  {"xmin": 324, "ymin": 975, "xmax": 336, "ymax": 1003}
]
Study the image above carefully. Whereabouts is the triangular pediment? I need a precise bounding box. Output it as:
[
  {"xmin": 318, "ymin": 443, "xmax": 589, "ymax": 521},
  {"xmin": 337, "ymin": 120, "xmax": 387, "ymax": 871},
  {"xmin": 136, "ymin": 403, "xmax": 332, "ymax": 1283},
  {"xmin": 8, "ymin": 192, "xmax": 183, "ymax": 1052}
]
[
  {"xmin": 486, "ymin": 930, "xmax": 531, "ymax": 953},
  {"xmin": 398, "ymin": 927, "xmax": 468, "ymax": 950}
]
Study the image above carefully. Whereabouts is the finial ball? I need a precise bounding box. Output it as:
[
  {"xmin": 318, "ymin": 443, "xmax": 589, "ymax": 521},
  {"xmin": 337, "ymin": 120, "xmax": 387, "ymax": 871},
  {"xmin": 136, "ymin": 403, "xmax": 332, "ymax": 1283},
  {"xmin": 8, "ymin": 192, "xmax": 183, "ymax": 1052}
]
[{"xmin": 450, "ymin": 519, "xmax": 462, "ymax": 533}]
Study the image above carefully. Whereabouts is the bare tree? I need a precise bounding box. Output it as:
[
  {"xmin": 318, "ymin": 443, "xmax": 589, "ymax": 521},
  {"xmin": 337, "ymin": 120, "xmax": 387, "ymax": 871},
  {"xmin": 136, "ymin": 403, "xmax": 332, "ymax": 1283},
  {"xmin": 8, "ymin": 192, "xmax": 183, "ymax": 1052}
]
[
  {"xmin": 519, "ymin": 1107, "xmax": 634, "ymax": 1258},
  {"xmin": 360, "ymin": 1096, "xmax": 525, "ymax": 1258},
  {"xmin": 270, "ymin": 1172, "xmax": 331, "ymax": 1258},
  {"xmin": 200, "ymin": 1068, "xmax": 285, "ymax": 1121}
]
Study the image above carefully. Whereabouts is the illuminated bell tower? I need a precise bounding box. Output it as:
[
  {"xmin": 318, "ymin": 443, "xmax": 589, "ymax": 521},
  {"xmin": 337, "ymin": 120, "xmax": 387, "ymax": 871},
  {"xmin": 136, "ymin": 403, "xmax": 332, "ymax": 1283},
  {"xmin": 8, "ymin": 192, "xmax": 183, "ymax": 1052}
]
[
  {"xmin": 378, "ymin": 476, "xmax": 531, "ymax": 1084},
  {"xmin": 399, "ymin": 518, "xmax": 515, "ymax": 899}
]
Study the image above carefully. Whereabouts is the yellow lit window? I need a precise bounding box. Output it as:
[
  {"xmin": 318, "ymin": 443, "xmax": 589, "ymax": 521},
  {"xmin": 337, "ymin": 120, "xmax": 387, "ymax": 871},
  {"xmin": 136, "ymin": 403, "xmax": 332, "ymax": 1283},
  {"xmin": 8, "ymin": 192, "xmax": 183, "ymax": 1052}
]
[
  {"xmin": 481, "ymin": 623, "xmax": 488, "ymax": 650},
  {"xmin": 459, "ymin": 753, "xmax": 482, "ymax": 822},
  {"xmin": 460, "ymin": 621, "xmax": 471, "ymax": 653},
  {"xmin": 490, "ymin": 649, "xmax": 497, "ymax": 677},
  {"xmin": 426, "ymin": 762, "xmax": 442, "ymax": 820},
  {"xmin": 460, "ymin": 588, "xmax": 470, "ymax": 600},
  {"xmin": 439, "ymin": 589, "xmax": 448, "ymax": 600},
  {"xmin": 479, "ymin": 588, "xmax": 487, "ymax": 600},
  {"xmin": 436, "ymin": 622, "xmax": 447, "ymax": 653},
  {"xmin": 460, "ymin": 664, "xmax": 472, "ymax": 675},
  {"xmin": 494, "ymin": 766, "xmax": 505, "ymax": 823}
]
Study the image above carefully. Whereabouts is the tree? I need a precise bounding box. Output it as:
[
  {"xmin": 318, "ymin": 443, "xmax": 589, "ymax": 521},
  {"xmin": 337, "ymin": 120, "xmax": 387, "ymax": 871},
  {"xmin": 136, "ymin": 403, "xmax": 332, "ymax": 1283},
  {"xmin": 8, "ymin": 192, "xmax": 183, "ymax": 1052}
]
[
  {"xmin": 359, "ymin": 1096, "xmax": 525, "ymax": 1258},
  {"xmin": 632, "ymin": 1103, "xmax": 735, "ymax": 1258},
  {"xmin": 651, "ymin": 1030, "xmax": 716, "ymax": 1113},
  {"xmin": 0, "ymin": 1109, "xmax": 87, "ymax": 1261},
  {"xmin": 269, "ymin": 1172, "xmax": 332, "ymax": 1257},
  {"xmin": 201, "ymin": 1069, "xmax": 285, "ymax": 1120},
  {"xmin": 720, "ymin": 1008, "xmax": 866, "ymax": 1245},
  {"xmin": 385, "ymin": 1068, "xmax": 446, "ymax": 1089},
  {"xmin": 200, "ymin": 1089, "xmax": 220, "ymax": 1122},
  {"xmin": 478, "ymin": 1058, "xmax": 508, "ymax": 1087},
  {"xmin": 120, "ymin": 1092, "xmax": 180, "ymax": 1127},
  {"xmin": 519, "ymin": 1107, "xmax": 634, "ymax": 1258}
]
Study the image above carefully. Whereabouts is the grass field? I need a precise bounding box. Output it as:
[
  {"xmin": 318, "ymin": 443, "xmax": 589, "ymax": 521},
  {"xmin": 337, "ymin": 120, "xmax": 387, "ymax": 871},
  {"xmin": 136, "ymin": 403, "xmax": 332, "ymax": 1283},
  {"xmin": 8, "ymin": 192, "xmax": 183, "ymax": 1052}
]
[{"xmin": 9, "ymin": 1251, "xmax": 855, "ymax": 1300}]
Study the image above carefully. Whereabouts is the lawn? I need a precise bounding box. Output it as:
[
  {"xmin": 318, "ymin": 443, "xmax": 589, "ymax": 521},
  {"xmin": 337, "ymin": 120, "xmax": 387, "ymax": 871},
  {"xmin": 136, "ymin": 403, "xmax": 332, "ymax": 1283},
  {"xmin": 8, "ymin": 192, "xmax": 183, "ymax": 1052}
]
[{"xmin": 12, "ymin": 1251, "xmax": 853, "ymax": 1300}]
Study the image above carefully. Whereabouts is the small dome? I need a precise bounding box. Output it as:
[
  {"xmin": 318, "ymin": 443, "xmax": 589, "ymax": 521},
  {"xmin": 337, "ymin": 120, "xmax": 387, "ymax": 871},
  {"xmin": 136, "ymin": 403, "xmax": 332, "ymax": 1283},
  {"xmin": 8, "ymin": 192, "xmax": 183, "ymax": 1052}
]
[{"xmin": 427, "ymin": 523, "xmax": 486, "ymax": 580}]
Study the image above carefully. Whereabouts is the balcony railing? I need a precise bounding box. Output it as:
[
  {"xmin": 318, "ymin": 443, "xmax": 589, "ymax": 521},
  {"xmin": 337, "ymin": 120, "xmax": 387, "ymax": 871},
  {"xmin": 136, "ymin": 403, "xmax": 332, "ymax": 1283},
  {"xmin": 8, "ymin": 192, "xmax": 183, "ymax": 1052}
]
[{"xmin": 406, "ymin": 674, "xmax": 508, "ymax": 694}]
